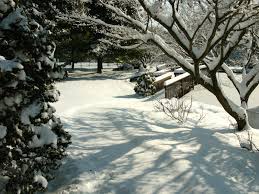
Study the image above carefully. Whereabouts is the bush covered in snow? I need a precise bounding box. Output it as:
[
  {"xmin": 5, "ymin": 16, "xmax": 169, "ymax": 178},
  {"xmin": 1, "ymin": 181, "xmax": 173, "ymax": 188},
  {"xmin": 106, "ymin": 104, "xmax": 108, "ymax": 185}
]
[
  {"xmin": 134, "ymin": 73, "xmax": 156, "ymax": 96},
  {"xmin": 0, "ymin": 0, "xmax": 71, "ymax": 193}
]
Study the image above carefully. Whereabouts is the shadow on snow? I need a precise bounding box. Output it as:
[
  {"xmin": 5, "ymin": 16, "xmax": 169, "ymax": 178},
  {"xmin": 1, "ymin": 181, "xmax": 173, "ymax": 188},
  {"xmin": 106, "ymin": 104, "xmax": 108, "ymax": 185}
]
[{"xmin": 46, "ymin": 107, "xmax": 259, "ymax": 194}]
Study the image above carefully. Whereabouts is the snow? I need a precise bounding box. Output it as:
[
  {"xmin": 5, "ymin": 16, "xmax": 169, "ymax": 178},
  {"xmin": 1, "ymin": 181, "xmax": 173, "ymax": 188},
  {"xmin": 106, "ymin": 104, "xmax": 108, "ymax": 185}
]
[
  {"xmin": 0, "ymin": 176, "xmax": 9, "ymax": 192},
  {"xmin": 0, "ymin": 125, "xmax": 7, "ymax": 139},
  {"xmin": 21, "ymin": 101, "xmax": 42, "ymax": 125},
  {"xmin": 153, "ymin": 68, "xmax": 172, "ymax": 77},
  {"xmin": 0, "ymin": 58, "xmax": 23, "ymax": 72},
  {"xmin": 34, "ymin": 174, "xmax": 48, "ymax": 188},
  {"xmin": 0, "ymin": 0, "xmax": 15, "ymax": 15},
  {"xmin": 0, "ymin": 8, "xmax": 28, "ymax": 31},
  {"xmin": 44, "ymin": 70, "xmax": 259, "ymax": 194},
  {"xmin": 4, "ymin": 93, "xmax": 22, "ymax": 106},
  {"xmin": 164, "ymin": 72, "xmax": 190, "ymax": 86},
  {"xmin": 156, "ymin": 63, "xmax": 169, "ymax": 71},
  {"xmin": 247, "ymin": 109, "xmax": 259, "ymax": 128},
  {"xmin": 29, "ymin": 121, "xmax": 58, "ymax": 148},
  {"xmin": 174, "ymin": 65, "xmax": 206, "ymax": 74},
  {"xmin": 174, "ymin": 67, "xmax": 186, "ymax": 74},
  {"xmin": 44, "ymin": 88, "xmax": 60, "ymax": 102},
  {"xmin": 48, "ymin": 71, "xmax": 64, "ymax": 79},
  {"xmin": 39, "ymin": 55, "xmax": 55, "ymax": 68},
  {"xmin": 17, "ymin": 70, "xmax": 26, "ymax": 80},
  {"xmin": 187, "ymin": 73, "xmax": 259, "ymax": 109},
  {"xmin": 155, "ymin": 72, "xmax": 174, "ymax": 82}
]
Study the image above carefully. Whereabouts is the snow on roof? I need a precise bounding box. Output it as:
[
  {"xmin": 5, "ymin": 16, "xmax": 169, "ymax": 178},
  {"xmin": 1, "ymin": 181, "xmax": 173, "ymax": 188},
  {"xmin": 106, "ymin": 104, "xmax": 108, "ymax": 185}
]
[{"xmin": 164, "ymin": 72, "xmax": 190, "ymax": 86}]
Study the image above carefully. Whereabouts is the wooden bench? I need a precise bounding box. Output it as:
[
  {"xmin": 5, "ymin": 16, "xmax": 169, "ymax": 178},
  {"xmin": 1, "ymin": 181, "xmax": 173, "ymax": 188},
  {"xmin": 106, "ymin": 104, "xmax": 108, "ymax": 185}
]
[
  {"xmin": 164, "ymin": 73, "xmax": 195, "ymax": 99},
  {"xmin": 154, "ymin": 72, "xmax": 174, "ymax": 91}
]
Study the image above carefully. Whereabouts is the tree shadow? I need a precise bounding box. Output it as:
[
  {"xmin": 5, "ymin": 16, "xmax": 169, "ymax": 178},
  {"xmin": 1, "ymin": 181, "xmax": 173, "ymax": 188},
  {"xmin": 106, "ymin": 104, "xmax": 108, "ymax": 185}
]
[
  {"xmin": 46, "ymin": 107, "xmax": 259, "ymax": 194},
  {"xmin": 60, "ymin": 70, "xmax": 135, "ymax": 83},
  {"xmin": 114, "ymin": 94, "xmax": 142, "ymax": 99},
  {"xmin": 114, "ymin": 89, "xmax": 165, "ymax": 101}
]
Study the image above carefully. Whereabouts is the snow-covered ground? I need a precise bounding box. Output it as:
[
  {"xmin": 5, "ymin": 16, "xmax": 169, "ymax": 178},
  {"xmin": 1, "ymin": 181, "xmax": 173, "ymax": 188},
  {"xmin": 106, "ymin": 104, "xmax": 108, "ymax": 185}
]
[
  {"xmin": 46, "ymin": 70, "xmax": 259, "ymax": 194},
  {"xmin": 186, "ymin": 73, "xmax": 259, "ymax": 109}
]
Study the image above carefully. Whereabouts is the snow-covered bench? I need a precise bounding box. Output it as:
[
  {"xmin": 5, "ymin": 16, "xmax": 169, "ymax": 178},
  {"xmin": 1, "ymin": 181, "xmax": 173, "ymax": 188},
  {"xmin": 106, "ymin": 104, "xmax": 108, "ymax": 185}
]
[
  {"xmin": 174, "ymin": 65, "xmax": 207, "ymax": 76},
  {"xmin": 154, "ymin": 72, "xmax": 175, "ymax": 91},
  {"xmin": 164, "ymin": 72, "xmax": 195, "ymax": 98}
]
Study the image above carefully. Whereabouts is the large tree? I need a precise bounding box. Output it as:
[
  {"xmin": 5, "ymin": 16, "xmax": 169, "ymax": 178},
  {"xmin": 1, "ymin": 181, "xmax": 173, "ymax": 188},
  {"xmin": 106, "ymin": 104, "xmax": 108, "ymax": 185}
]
[{"xmin": 63, "ymin": 0, "xmax": 259, "ymax": 131}]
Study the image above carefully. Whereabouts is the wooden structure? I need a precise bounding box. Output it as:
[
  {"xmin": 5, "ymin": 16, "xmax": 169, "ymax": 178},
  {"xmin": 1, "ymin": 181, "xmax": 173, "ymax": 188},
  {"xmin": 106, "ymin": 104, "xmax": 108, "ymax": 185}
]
[
  {"xmin": 164, "ymin": 73, "xmax": 195, "ymax": 99},
  {"xmin": 154, "ymin": 72, "xmax": 174, "ymax": 92}
]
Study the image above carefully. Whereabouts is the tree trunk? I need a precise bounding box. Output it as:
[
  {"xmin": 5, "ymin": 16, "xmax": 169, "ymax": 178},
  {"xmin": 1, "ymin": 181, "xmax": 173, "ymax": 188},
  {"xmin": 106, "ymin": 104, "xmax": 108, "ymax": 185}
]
[
  {"xmin": 201, "ymin": 75, "xmax": 249, "ymax": 131},
  {"xmin": 71, "ymin": 61, "xmax": 75, "ymax": 70},
  {"xmin": 97, "ymin": 56, "xmax": 103, "ymax": 74},
  {"xmin": 215, "ymin": 90, "xmax": 248, "ymax": 131},
  {"xmin": 71, "ymin": 47, "xmax": 75, "ymax": 70}
]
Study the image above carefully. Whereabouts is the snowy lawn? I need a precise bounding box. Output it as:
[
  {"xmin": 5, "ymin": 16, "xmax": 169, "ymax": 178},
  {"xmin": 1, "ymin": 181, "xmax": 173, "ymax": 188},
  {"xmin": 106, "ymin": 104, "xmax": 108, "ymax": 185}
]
[
  {"xmin": 186, "ymin": 73, "xmax": 259, "ymax": 109},
  {"xmin": 46, "ymin": 71, "xmax": 259, "ymax": 194}
]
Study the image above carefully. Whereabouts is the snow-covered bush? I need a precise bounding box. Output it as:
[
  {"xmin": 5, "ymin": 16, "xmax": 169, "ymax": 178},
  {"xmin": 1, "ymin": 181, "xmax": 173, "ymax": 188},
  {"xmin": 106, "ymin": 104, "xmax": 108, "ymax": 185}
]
[
  {"xmin": 0, "ymin": 1, "xmax": 71, "ymax": 193},
  {"xmin": 134, "ymin": 73, "xmax": 156, "ymax": 96}
]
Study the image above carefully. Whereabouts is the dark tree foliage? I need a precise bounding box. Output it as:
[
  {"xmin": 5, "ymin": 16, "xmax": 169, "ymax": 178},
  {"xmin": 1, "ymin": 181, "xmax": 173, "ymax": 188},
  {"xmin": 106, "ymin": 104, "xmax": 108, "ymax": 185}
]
[
  {"xmin": 0, "ymin": 0, "xmax": 71, "ymax": 193},
  {"xmin": 60, "ymin": 0, "xmax": 141, "ymax": 73},
  {"xmin": 134, "ymin": 73, "xmax": 156, "ymax": 96}
]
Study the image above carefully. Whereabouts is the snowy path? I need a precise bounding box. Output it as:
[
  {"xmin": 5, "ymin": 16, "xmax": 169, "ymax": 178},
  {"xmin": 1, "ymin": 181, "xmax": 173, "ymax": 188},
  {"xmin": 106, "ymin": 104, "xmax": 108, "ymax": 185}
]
[{"xmin": 47, "ymin": 71, "xmax": 259, "ymax": 194}]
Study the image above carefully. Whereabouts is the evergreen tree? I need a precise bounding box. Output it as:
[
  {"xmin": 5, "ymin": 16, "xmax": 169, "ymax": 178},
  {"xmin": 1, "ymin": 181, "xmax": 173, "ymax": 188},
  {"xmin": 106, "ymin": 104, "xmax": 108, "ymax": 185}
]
[{"xmin": 0, "ymin": 0, "xmax": 71, "ymax": 193}]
